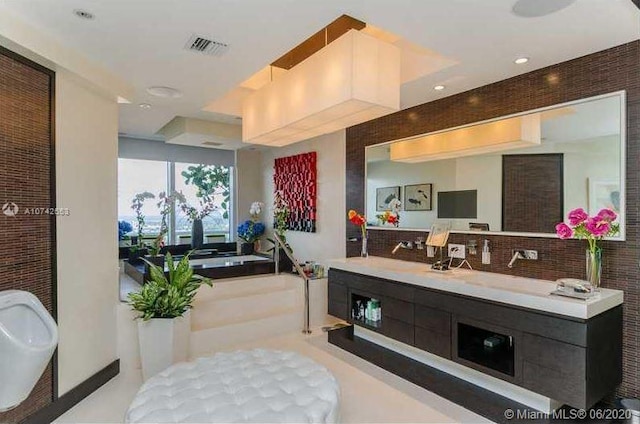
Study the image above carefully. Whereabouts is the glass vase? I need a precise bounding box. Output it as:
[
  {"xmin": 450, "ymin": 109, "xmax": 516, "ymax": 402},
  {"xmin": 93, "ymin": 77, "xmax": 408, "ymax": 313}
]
[
  {"xmin": 586, "ymin": 248, "xmax": 602, "ymax": 290},
  {"xmin": 191, "ymin": 218, "xmax": 204, "ymax": 250},
  {"xmin": 361, "ymin": 232, "xmax": 368, "ymax": 258}
]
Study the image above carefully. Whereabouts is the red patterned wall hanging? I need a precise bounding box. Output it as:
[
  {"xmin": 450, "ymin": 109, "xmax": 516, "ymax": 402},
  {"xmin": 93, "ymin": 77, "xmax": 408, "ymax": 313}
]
[{"xmin": 274, "ymin": 152, "xmax": 317, "ymax": 232}]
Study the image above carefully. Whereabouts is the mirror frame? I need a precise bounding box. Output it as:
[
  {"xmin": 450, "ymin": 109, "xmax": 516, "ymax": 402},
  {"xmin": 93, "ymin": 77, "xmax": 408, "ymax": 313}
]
[{"xmin": 365, "ymin": 90, "xmax": 627, "ymax": 241}]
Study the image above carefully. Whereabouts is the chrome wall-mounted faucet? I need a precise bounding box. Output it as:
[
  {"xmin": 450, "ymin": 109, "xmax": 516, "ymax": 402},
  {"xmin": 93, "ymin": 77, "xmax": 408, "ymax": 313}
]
[
  {"xmin": 392, "ymin": 241, "xmax": 413, "ymax": 254},
  {"xmin": 507, "ymin": 249, "xmax": 538, "ymax": 268}
]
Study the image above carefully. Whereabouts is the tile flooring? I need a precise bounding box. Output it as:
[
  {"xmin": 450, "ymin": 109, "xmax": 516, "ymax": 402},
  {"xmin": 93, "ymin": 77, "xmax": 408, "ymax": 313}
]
[{"xmin": 55, "ymin": 325, "xmax": 489, "ymax": 423}]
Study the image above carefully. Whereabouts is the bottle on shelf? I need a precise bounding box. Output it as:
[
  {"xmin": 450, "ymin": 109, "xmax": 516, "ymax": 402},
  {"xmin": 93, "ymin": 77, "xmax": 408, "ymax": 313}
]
[
  {"xmin": 371, "ymin": 299, "xmax": 379, "ymax": 322},
  {"xmin": 369, "ymin": 299, "xmax": 376, "ymax": 322},
  {"xmin": 365, "ymin": 300, "xmax": 372, "ymax": 321}
]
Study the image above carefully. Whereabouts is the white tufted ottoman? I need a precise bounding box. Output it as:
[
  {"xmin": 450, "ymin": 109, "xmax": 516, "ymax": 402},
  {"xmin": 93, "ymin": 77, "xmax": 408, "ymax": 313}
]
[{"xmin": 125, "ymin": 349, "xmax": 340, "ymax": 423}]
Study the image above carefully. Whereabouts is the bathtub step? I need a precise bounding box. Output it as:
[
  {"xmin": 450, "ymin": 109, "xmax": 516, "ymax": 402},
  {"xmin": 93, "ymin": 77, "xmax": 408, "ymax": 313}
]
[
  {"xmin": 191, "ymin": 287, "xmax": 298, "ymax": 330},
  {"xmin": 189, "ymin": 308, "xmax": 302, "ymax": 356},
  {"xmin": 194, "ymin": 274, "xmax": 296, "ymax": 302}
]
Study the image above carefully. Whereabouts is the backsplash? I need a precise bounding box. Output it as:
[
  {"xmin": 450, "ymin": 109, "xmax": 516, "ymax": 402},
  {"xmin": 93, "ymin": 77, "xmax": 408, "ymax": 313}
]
[
  {"xmin": 345, "ymin": 41, "xmax": 640, "ymax": 400},
  {"xmin": 357, "ymin": 229, "xmax": 620, "ymax": 282}
]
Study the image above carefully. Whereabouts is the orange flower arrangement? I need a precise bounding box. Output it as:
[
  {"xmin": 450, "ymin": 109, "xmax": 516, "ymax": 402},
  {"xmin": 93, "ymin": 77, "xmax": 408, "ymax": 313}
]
[
  {"xmin": 376, "ymin": 210, "xmax": 399, "ymax": 226},
  {"xmin": 348, "ymin": 209, "xmax": 367, "ymax": 238}
]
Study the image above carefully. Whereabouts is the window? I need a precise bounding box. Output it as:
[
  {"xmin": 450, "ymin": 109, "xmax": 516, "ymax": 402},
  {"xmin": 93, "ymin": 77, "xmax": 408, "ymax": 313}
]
[
  {"xmin": 118, "ymin": 158, "xmax": 169, "ymax": 240},
  {"xmin": 174, "ymin": 163, "xmax": 231, "ymax": 243},
  {"xmin": 117, "ymin": 159, "xmax": 233, "ymax": 245}
]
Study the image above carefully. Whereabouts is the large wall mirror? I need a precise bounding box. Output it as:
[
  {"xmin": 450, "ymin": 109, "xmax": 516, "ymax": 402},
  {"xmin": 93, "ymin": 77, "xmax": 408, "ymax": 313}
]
[{"xmin": 366, "ymin": 91, "xmax": 626, "ymax": 240}]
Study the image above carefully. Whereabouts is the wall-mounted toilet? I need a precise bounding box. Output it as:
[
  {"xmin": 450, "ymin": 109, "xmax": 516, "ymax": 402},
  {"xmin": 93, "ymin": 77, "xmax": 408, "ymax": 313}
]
[{"xmin": 0, "ymin": 290, "xmax": 58, "ymax": 412}]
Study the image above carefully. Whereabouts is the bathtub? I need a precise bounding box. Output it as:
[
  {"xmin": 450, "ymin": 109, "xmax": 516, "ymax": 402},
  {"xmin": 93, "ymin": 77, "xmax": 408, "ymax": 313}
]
[
  {"xmin": 186, "ymin": 254, "xmax": 275, "ymax": 280},
  {"xmin": 188, "ymin": 255, "xmax": 270, "ymax": 268}
]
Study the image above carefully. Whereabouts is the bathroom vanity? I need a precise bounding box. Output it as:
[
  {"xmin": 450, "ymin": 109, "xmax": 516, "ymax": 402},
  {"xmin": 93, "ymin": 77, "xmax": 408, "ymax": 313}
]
[{"xmin": 327, "ymin": 257, "xmax": 623, "ymax": 411}]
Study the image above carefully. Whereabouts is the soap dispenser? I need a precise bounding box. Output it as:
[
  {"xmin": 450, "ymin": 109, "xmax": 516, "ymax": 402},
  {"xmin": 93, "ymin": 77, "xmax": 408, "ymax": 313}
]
[{"xmin": 482, "ymin": 240, "xmax": 491, "ymax": 265}]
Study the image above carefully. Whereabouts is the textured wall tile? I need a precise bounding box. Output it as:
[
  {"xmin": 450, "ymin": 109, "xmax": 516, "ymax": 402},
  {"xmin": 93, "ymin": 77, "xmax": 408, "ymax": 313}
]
[
  {"xmin": 0, "ymin": 48, "xmax": 54, "ymax": 423},
  {"xmin": 345, "ymin": 41, "xmax": 640, "ymax": 400}
]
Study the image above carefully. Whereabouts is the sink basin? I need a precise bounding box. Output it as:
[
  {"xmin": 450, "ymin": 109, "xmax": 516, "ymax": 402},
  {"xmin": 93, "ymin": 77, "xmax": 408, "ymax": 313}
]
[
  {"xmin": 452, "ymin": 270, "xmax": 557, "ymax": 296},
  {"xmin": 328, "ymin": 256, "xmax": 624, "ymax": 319},
  {"xmin": 352, "ymin": 257, "xmax": 426, "ymax": 273}
]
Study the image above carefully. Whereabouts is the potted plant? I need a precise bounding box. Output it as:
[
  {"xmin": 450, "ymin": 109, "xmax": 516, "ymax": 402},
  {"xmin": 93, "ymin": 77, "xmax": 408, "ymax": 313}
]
[
  {"xmin": 180, "ymin": 165, "xmax": 230, "ymax": 249},
  {"xmin": 128, "ymin": 252, "xmax": 212, "ymax": 380},
  {"xmin": 237, "ymin": 201, "xmax": 265, "ymax": 254},
  {"xmin": 118, "ymin": 220, "xmax": 133, "ymax": 247},
  {"xmin": 268, "ymin": 191, "xmax": 294, "ymax": 271},
  {"xmin": 145, "ymin": 191, "xmax": 181, "ymax": 270},
  {"xmin": 129, "ymin": 192, "xmax": 155, "ymax": 264}
]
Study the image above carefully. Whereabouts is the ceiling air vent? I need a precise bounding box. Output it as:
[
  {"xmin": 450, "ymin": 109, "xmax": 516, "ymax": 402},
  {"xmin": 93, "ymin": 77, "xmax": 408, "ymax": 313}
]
[
  {"xmin": 185, "ymin": 34, "xmax": 229, "ymax": 57},
  {"xmin": 201, "ymin": 141, "xmax": 223, "ymax": 147}
]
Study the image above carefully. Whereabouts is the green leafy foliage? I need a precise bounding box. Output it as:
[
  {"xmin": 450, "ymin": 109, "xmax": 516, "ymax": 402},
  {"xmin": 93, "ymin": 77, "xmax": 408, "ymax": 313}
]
[
  {"xmin": 181, "ymin": 165, "xmax": 231, "ymax": 219},
  {"xmin": 127, "ymin": 252, "xmax": 213, "ymax": 321},
  {"xmin": 130, "ymin": 192, "xmax": 155, "ymax": 242}
]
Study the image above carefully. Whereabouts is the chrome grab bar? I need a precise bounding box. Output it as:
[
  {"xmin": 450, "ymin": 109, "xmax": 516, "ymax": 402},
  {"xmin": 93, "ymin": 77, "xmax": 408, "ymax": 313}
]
[{"xmin": 273, "ymin": 233, "xmax": 311, "ymax": 334}]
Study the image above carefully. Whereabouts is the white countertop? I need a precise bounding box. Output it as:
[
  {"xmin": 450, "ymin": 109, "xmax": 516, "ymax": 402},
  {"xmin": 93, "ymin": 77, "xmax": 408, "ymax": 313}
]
[{"xmin": 327, "ymin": 256, "xmax": 623, "ymax": 319}]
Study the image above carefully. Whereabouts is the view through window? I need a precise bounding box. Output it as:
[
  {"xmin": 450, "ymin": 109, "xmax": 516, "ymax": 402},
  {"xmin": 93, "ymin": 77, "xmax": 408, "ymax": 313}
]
[
  {"xmin": 118, "ymin": 158, "xmax": 168, "ymax": 240},
  {"xmin": 174, "ymin": 162, "xmax": 231, "ymax": 242},
  {"xmin": 117, "ymin": 158, "xmax": 232, "ymax": 244}
]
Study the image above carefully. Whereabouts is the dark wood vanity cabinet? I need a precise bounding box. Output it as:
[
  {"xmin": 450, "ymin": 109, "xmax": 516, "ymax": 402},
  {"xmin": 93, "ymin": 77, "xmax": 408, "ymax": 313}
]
[
  {"xmin": 327, "ymin": 268, "xmax": 623, "ymax": 410},
  {"xmin": 329, "ymin": 269, "xmax": 415, "ymax": 344},
  {"xmin": 327, "ymin": 282, "xmax": 348, "ymax": 320},
  {"xmin": 414, "ymin": 305, "xmax": 452, "ymax": 359}
]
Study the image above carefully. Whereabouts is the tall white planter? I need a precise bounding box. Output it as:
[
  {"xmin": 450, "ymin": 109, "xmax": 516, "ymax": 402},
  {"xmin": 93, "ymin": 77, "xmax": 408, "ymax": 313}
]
[{"xmin": 137, "ymin": 310, "xmax": 190, "ymax": 381}]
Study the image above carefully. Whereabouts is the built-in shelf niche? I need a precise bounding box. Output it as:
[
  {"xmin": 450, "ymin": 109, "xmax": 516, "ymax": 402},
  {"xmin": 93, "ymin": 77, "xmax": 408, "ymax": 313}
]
[
  {"xmin": 457, "ymin": 322, "xmax": 515, "ymax": 377},
  {"xmin": 351, "ymin": 292, "xmax": 382, "ymax": 329}
]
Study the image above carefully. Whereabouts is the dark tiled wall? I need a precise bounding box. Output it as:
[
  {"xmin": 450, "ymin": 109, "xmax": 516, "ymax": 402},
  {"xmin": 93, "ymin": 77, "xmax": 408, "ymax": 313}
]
[
  {"xmin": 0, "ymin": 48, "xmax": 55, "ymax": 422},
  {"xmin": 502, "ymin": 154, "xmax": 564, "ymax": 233},
  {"xmin": 346, "ymin": 41, "xmax": 640, "ymax": 400}
]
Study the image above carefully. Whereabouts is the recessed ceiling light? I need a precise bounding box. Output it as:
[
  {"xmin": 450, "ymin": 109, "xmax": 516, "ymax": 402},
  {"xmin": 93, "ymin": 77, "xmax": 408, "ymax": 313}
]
[
  {"xmin": 73, "ymin": 9, "xmax": 94, "ymax": 20},
  {"xmin": 511, "ymin": 0, "xmax": 576, "ymax": 18},
  {"xmin": 434, "ymin": 85, "xmax": 445, "ymax": 91},
  {"xmin": 146, "ymin": 86, "xmax": 183, "ymax": 99},
  {"xmin": 139, "ymin": 103, "xmax": 152, "ymax": 109},
  {"xmin": 514, "ymin": 57, "xmax": 529, "ymax": 64}
]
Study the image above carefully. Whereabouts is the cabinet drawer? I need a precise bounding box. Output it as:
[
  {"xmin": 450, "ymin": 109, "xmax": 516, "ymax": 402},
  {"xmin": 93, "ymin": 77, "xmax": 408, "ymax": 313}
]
[
  {"xmin": 381, "ymin": 316, "xmax": 414, "ymax": 345},
  {"xmin": 415, "ymin": 305, "xmax": 450, "ymax": 334},
  {"xmin": 523, "ymin": 361, "xmax": 586, "ymax": 409},
  {"xmin": 415, "ymin": 326, "xmax": 451, "ymax": 359},
  {"xmin": 328, "ymin": 283, "xmax": 347, "ymax": 303},
  {"xmin": 382, "ymin": 297, "xmax": 414, "ymax": 324},
  {"xmin": 522, "ymin": 333, "xmax": 585, "ymax": 378},
  {"xmin": 328, "ymin": 300, "xmax": 348, "ymax": 321},
  {"xmin": 331, "ymin": 269, "xmax": 414, "ymax": 302}
]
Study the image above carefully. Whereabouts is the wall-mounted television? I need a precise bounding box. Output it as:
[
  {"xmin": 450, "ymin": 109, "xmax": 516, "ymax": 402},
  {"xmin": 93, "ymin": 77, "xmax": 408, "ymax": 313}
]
[{"xmin": 437, "ymin": 190, "xmax": 478, "ymax": 219}]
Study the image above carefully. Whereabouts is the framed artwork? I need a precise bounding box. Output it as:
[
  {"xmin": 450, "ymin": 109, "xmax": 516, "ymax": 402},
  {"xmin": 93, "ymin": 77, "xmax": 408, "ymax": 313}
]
[
  {"xmin": 588, "ymin": 179, "xmax": 620, "ymax": 215},
  {"xmin": 404, "ymin": 183, "xmax": 433, "ymax": 211},
  {"xmin": 274, "ymin": 152, "xmax": 317, "ymax": 232},
  {"xmin": 376, "ymin": 186, "xmax": 400, "ymax": 211}
]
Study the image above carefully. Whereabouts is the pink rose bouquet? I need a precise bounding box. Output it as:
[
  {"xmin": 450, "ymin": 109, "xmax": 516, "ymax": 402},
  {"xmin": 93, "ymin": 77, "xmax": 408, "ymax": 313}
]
[{"xmin": 555, "ymin": 208, "xmax": 620, "ymax": 253}]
